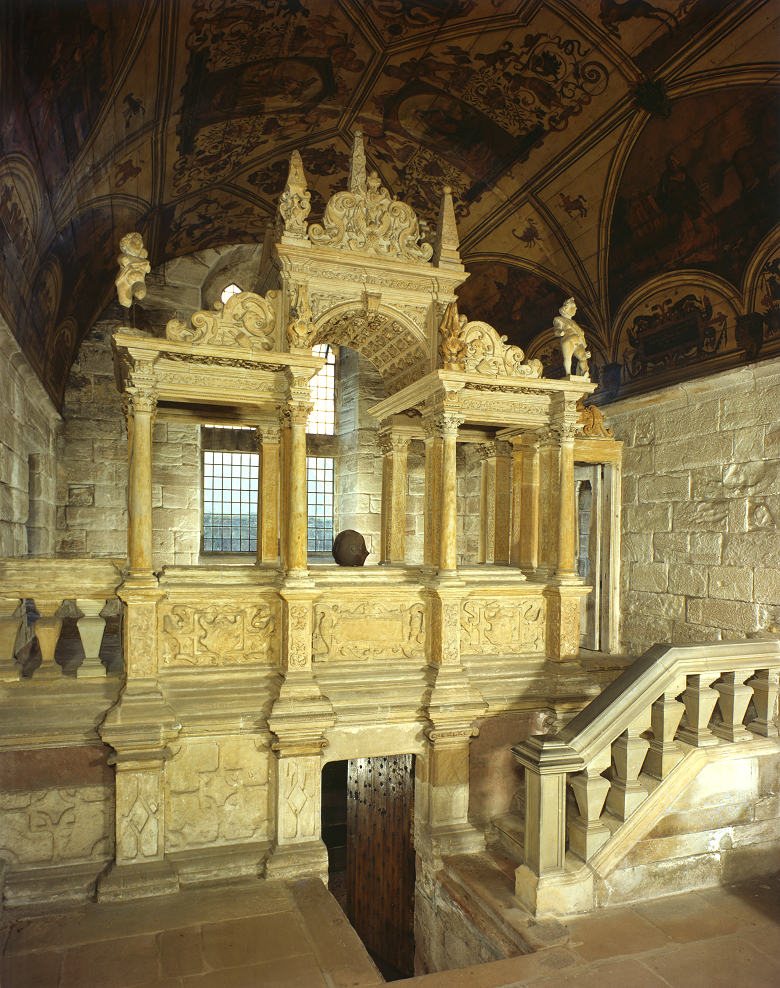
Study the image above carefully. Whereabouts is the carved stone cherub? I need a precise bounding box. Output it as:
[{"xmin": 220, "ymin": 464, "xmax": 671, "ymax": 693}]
[
  {"xmin": 115, "ymin": 232, "xmax": 151, "ymax": 308},
  {"xmin": 553, "ymin": 297, "xmax": 591, "ymax": 379}
]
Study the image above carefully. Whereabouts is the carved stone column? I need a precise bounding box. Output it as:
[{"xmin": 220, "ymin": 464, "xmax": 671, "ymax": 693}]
[
  {"xmin": 536, "ymin": 431, "xmax": 559, "ymax": 577},
  {"xmin": 555, "ymin": 428, "xmax": 577, "ymax": 579},
  {"xmin": 255, "ymin": 425, "xmax": 281, "ymax": 566},
  {"xmin": 494, "ymin": 441, "xmax": 511, "ymax": 565},
  {"xmin": 379, "ymin": 432, "xmax": 409, "ymax": 565},
  {"xmin": 283, "ymin": 373, "xmax": 313, "ymax": 582},
  {"xmin": 422, "ymin": 421, "xmax": 443, "ymax": 572},
  {"xmin": 267, "ymin": 590, "xmax": 335, "ymax": 880},
  {"xmin": 0, "ymin": 598, "xmax": 22, "ymax": 682},
  {"xmin": 437, "ymin": 412, "xmax": 463, "ymax": 578},
  {"xmin": 478, "ymin": 443, "xmax": 496, "ymax": 565},
  {"xmin": 125, "ymin": 367, "xmax": 158, "ymax": 588}
]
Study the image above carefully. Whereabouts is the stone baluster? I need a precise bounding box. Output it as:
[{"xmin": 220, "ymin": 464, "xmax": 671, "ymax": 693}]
[
  {"xmin": 379, "ymin": 431, "xmax": 409, "ymax": 565},
  {"xmin": 568, "ymin": 756, "xmax": 611, "ymax": 861},
  {"xmin": 645, "ymin": 680, "xmax": 687, "ymax": 779},
  {"xmin": 512, "ymin": 734, "xmax": 582, "ymax": 913},
  {"xmin": 605, "ymin": 707, "xmax": 651, "ymax": 821},
  {"xmin": 255, "ymin": 425, "xmax": 281, "ymax": 566},
  {"xmin": 437, "ymin": 412, "xmax": 464, "ymax": 578},
  {"xmin": 746, "ymin": 668, "xmax": 780, "ymax": 738},
  {"xmin": 32, "ymin": 598, "xmax": 64, "ymax": 679},
  {"xmin": 422, "ymin": 420, "xmax": 442, "ymax": 572},
  {"xmin": 677, "ymin": 673, "xmax": 721, "ymax": 747},
  {"xmin": 711, "ymin": 671, "xmax": 755, "ymax": 742},
  {"xmin": 76, "ymin": 599, "xmax": 107, "ymax": 678},
  {"xmin": 0, "ymin": 598, "xmax": 23, "ymax": 682}
]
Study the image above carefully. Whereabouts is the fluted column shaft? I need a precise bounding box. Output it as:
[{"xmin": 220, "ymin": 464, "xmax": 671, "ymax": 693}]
[
  {"xmin": 556, "ymin": 432, "xmax": 577, "ymax": 577},
  {"xmin": 423, "ymin": 425, "xmax": 442, "ymax": 571},
  {"xmin": 126, "ymin": 385, "xmax": 157, "ymax": 576},
  {"xmin": 380, "ymin": 432, "xmax": 410, "ymax": 565},
  {"xmin": 287, "ymin": 404, "xmax": 312, "ymax": 576}
]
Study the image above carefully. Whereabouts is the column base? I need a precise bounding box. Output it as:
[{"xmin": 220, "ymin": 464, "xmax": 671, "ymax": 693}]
[
  {"xmin": 97, "ymin": 859, "xmax": 179, "ymax": 902},
  {"xmin": 122, "ymin": 570, "xmax": 159, "ymax": 590},
  {"xmin": 265, "ymin": 840, "xmax": 329, "ymax": 882},
  {"xmin": 514, "ymin": 862, "xmax": 593, "ymax": 917}
]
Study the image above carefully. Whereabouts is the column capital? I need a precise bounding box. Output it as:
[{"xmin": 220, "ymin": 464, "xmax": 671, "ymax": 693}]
[
  {"xmin": 379, "ymin": 432, "xmax": 411, "ymax": 455},
  {"xmin": 255, "ymin": 424, "xmax": 281, "ymax": 447},
  {"xmin": 432, "ymin": 411, "xmax": 464, "ymax": 439},
  {"xmin": 126, "ymin": 384, "xmax": 158, "ymax": 416}
]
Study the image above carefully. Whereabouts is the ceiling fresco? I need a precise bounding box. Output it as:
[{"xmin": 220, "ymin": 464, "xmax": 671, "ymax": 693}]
[{"xmin": 0, "ymin": 0, "xmax": 778, "ymax": 410}]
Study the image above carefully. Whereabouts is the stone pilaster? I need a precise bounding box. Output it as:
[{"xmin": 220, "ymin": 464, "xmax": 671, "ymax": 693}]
[
  {"xmin": 517, "ymin": 434, "xmax": 540, "ymax": 575},
  {"xmin": 379, "ymin": 432, "xmax": 409, "ymax": 565},
  {"xmin": 98, "ymin": 586, "xmax": 180, "ymax": 900},
  {"xmin": 255, "ymin": 425, "xmax": 281, "ymax": 566},
  {"xmin": 266, "ymin": 589, "xmax": 335, "ymax": 880}
]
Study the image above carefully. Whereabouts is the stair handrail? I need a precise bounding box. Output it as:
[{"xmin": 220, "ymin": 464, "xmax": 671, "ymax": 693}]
[{"xmin": 512, "ymin": 639, "xmax": 780, "ymax": 894}]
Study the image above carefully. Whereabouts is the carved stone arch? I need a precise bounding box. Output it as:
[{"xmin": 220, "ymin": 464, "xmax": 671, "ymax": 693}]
[
  {"xmin": 313, "ymin": 303, "xmax": 431, "ymax": 395},
  {"xmin": 741, "ymin": 221, "xmax": 780, "ymax": 312}
]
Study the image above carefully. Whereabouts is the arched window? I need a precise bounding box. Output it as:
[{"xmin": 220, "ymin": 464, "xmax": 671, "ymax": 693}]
[{"xmin": 221, "ymin": 283, "xmax": 243, "ymax": 303}]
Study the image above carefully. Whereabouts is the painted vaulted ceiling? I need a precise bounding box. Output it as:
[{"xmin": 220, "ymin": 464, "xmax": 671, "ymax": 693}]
[{"xmin": 1, "ymin": 0, "xmax": 778, "ymax": 411}]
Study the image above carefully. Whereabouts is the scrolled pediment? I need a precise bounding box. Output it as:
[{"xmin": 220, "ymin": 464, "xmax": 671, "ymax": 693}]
[{"xmin": 165, "ymin": 291, "xmax": 278, "ymax": 349}]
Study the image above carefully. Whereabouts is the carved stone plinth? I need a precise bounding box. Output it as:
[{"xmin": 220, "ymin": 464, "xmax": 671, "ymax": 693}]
[{"xmin": 545, "ymin": 585, "xmax": 587, "ymax": 660}]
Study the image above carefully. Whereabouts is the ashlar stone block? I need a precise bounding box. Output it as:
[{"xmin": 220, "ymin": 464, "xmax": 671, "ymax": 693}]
[
  {"xmin": 708, "ymin": 566, "xmax": 753, "ymax": 603},
  {"xmin": 631, "ymin": 561, "xmax": 668, "ymax": 593},
  {"xmin": 624, "ymin": 503, "xmax": 672, "ymax": 533},
  {"xmin": 686, "ymin": 597, "xmax": 759, "ymax": 633},
  {"xmin": 654, "ymin": 533, "xmax": 689, "ymax": 562},
  {"xmin": 668, "ymin": 564, "xmax": 707, "ymax": 597},
  {"xmin": 754, "ymin": 568, "xmax": 780, "ymax": 606},
  {"xmin": 639, "ymin": 473, "xmax": 690, "ymax": 503},
  {"xmin": 673, "ymin": 501, "xmax": 728, "ymax": 532},
  {"xmin": 724, "ymin": 532, "xmax": 780, "ymax": 569}
]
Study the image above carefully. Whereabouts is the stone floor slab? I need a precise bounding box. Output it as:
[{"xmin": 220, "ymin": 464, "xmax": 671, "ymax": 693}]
[
  {"xmin": 642, "ymin": 934, "xmax": 780, "ymax": 988},
  {"xmin": 564, "ymin": 908, "xmax": 675, "ymax": 962}
]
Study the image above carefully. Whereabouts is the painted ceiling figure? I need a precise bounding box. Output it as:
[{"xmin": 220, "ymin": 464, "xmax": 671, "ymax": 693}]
[{"xmin": 656, "ymin": 151, "xmax": 721, "ymax": 266}]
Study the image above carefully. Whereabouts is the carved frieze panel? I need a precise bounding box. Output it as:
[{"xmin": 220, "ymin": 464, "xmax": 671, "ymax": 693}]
[
  {"xmin": 0, "ymin": 786, "xmax": 113, "ymax": 864},
  {"xmin": 461, "ymin": 597, "xmax": 546, "ymax": 654},
  {"xmin": 312, "ymin": 599, "xmax": 426, "ymax": 660},
  {"xmin": 166, "ymin": 738, "xmax": 270, "ymax": 850},
  {"xmin": 160, "ymin": 601, "xmax": 279, "ymax": 667}
]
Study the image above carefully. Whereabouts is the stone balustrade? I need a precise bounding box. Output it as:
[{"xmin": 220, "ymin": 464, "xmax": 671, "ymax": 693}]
[
  {"xmin": 512, "ymin": 639, "xmax": 780, "ymax": 914},
  {"xmin": 0, "ymin": 558, "xmax": 123, "ymax": 681}
]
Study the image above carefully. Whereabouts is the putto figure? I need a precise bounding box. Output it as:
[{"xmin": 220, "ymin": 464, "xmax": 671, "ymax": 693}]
[
  {"xmin": 115, "ymin": 232, "xmax": 151, "ymax": 308},
  {"xmin": 553, "ymin": 297, "xmax": 591, "ymax": 379}
]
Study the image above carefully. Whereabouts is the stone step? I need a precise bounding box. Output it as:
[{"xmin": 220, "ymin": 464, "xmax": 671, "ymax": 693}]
[
  {"xmin": 490, "ymin": 812, "xmax": 525, "ymax": 864},
  {"xmin": 440, "ymin": 852, "xmax": 572, "ymax": 958}
]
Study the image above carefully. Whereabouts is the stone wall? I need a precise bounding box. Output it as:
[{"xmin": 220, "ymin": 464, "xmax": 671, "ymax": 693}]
[
  {"xmin": 605, "ymin": 359, "xmax": 780, "ymax": 656},
  {"xmin": 0, "ymin": 318, "xmax": 60, "ymax": 558}
]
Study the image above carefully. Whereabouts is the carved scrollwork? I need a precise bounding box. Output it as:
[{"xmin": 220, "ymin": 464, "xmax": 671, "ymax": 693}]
[
  {"xmin": 165, "ymin": 292, "xmax": 276, "ymax": 349},
  {"xmin": 276, "ymin": 150, "xmax": 311, "ymax": 240},
  {"xmin": 460, "ymin": 597, "xmax": 546, "ymax": 654},
  {"xmin": 438, "ymin": 300, "xmax": 466, "ymax": 371},
  {"xmin": 461, "ymin": 320, "xmax": 543, "ymax": 378},
  {"xmin": 309, "ymin": 170, "xmax": 433, "ymax": 262},
  {"xmin": 576, "ymin": 397, "xmax": 614, "ymax": 438},
  {"xmin": 160, "ymin": 602, "xmax": 278, "ymax": 666},
  {"xmin": 286, "ymin": 283, "xmax": 317, "ymax": 349},
  {"xmin": 312, "ymin": 600, "xmax": 426, "ymax": 660}
]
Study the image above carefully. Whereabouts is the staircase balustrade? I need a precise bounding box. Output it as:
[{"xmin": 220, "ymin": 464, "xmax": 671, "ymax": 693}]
[{"xmin": 512, "ymin": 640, "xmax": 780, "ymax": 912}]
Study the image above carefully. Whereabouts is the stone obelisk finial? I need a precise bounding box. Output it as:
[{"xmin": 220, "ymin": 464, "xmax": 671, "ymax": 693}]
[
  {"xmin": 348, "ymin": 128, "xmax": 367, "ymax": 193},
  {"xmin": 432, "ymin": 186, "xmax": 463, "ymax": 270},
  {"xmin": 276, "ymin": 150, "xmax": 312, "ymax": 244}
]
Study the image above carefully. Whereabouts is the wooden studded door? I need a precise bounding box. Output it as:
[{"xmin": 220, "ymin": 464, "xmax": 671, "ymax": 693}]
[{"xmin": 346, "ymin": 754, "xmax": 415, "ymax": 976}]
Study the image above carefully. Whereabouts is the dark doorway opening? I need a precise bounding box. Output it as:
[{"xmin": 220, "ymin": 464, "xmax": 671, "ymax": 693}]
[{"xmin": 322, "ymin": 755, "xmax": 416, "ymax": 980}]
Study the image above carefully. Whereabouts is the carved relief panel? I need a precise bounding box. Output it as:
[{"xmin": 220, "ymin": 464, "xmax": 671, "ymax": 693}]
[
  {"xmin": 166, "ymin": 738, "xmax": 270, "ymax": 850},
  {"xmin": 312, "ymin": 599, "xmax": 427, "ymax": 661},
  {"xmin": 159, "ymin": 600, "xmax": 279, "ymax": 667},
  {"xmin": 461, "ymin": 597, "xmax": 546, "ymax": 654}
]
